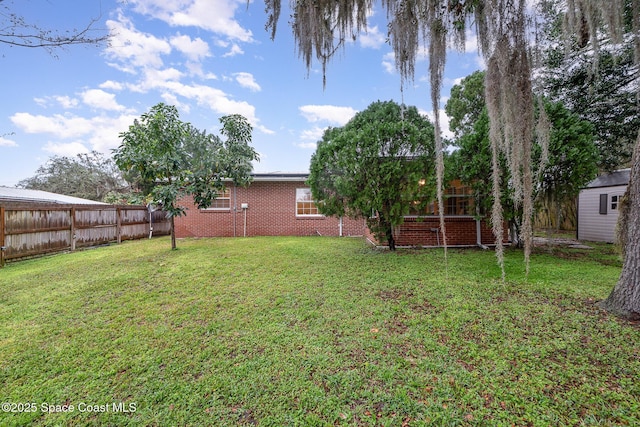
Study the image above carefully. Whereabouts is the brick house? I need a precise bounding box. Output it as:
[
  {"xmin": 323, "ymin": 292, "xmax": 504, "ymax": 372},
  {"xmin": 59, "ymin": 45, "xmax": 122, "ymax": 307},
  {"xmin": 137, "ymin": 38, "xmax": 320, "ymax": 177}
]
[
  {"xmin": 175, "ymin": 173, "xmax": 366, "ymax": 238},
  {"xmin": 364, "ymin": 180, "xmax": 498, "ymax": 247},
  {"xmin": 175, "ymin": 173, "xmax": 500, "ymax": 248}
]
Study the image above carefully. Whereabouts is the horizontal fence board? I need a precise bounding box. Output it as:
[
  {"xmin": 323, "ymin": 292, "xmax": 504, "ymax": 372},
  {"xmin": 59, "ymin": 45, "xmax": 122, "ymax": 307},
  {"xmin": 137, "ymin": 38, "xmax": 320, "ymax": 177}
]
[
  {"xmin": 5, "ymin": 230, "xmax": 71, "ymax": 260},
  {"xmin": 5, "ymin": 209, "xmax": 71, "ymax": 234},
  {"xmin": 121, "ymin": 223, "xmax": 151, "ymax": 240},
  {"xmin": 1, "ymin": 204, "xmax": 170, "ymax": 264},
  {"xmin": 76, "ymin": 226, "xmax": 118, "ymax": 247},
  {"xmin": 120, "ymin": 208, "xmax": 148, "ymax": 224},
  {"xmin": 75, "ymin": 208, "xmax": 118, "ymax": 227}
]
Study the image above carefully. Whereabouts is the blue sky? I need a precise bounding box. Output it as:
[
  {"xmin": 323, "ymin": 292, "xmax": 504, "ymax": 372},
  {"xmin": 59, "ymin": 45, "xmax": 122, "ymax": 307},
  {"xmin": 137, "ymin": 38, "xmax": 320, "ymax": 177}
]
[{"xmin": 0, "ymin": 0, "xmax": 484, "ymax": 187}]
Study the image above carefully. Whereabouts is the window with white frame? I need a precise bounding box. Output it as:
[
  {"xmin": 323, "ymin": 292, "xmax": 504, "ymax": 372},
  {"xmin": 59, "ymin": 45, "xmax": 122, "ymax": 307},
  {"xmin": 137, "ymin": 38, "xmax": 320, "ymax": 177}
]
[
  {"xmin": 445, "ymin": 185, "xmax": 474, "ymax": 215},
  {"xmin": 611, "ymin": 194, "xmax": 620, "ymax": 211},
  {"xmin": 203, "ymin": 187, "xmax": 230, "ymax": 210},
  {"xmin": 296, "ymin": 188, "xmax": 321, "ymax": 216}
]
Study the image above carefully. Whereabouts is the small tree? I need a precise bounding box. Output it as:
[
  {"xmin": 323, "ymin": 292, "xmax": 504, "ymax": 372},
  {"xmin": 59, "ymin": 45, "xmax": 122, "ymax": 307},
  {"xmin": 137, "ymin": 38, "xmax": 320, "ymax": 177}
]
[
  {"xmin": 113, "ymin": 103, "xmax": 258, "ymax": 249},
  {"xmin": 308, "ymin": 100, "xmax": 435, "ymax": 250}
]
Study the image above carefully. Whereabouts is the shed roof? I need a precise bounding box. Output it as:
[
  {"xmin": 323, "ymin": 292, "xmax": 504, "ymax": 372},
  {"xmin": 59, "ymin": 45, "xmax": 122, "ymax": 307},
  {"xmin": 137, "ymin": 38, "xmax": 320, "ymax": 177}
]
[
  {"xmin": 585, "ymin": 169, "xmax": 630, "ymax": 189},
  {"xmin": 0, "ymin": 187, "xmax": 108, "ymax": 205}
]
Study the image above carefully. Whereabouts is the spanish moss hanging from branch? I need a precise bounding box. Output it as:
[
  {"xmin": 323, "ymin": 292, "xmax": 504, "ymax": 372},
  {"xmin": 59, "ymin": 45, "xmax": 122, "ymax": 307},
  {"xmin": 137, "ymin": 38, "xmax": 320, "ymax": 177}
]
[{"xmin": 265, "ymin": 0, "xmax": 640, "ymax": 297}]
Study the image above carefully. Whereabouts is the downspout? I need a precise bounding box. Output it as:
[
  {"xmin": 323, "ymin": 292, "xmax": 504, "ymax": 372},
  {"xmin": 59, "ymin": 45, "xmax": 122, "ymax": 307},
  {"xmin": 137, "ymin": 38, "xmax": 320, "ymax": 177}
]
[
  {"xmin": 476, "ymin": 202, "xmax": 489, "ymax": 249},
  {"xmin": 339, "ymin": 216, "xmax": 343, "ymax": 237},
  {"xmin": 147, "ymin": 204, "xmax": 153, "ymax": 239},
  {"xmin": 476, "ymin": 219, "xmax": 489, "ymax": 249}
]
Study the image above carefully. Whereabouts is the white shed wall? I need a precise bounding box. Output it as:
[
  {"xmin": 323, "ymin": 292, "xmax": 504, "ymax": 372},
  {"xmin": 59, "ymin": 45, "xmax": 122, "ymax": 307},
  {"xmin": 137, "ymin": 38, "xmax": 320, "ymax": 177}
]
[{"xmin": 578, "ymin": 186, "xmax": 627, "ymax": 243}]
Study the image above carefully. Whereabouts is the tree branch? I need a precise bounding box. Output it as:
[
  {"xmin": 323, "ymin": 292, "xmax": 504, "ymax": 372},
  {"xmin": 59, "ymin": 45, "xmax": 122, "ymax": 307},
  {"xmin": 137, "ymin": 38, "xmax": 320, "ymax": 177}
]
[{"xmin": 0, "ymin": 2, "xmax": 109, "ymax": 53}]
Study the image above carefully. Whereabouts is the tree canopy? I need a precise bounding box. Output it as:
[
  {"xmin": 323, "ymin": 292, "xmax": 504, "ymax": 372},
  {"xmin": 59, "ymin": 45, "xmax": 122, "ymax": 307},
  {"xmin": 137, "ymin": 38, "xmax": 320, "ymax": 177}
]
[
  {"xmin": 446, "ymin": 71, "xmax": 598, "ymax": 239},
  {"xmin": 113, "ymin": 103, "xmax": 259, "ymax": 249},
  {"xmin": 308, "ymin": 100, "xmax": 435, "ymax": 251},
  {"xmin": 16, "ymin": 151, "xmax": 128, "ymax": 202},
  {"xmin": 266, "ymin": 0, "xmax": 640, "ymax": 318},
  {"xmin": 537, "ymin": 0, "xmax": 640, "ymax": 172}
]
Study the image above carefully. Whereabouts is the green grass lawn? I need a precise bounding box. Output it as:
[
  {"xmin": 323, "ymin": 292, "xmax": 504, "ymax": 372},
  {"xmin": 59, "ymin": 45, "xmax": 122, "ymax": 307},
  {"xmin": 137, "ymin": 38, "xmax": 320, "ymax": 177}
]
[{"xmin": 1, "ymin": 236, "xmax": 638, "ymax": 426}]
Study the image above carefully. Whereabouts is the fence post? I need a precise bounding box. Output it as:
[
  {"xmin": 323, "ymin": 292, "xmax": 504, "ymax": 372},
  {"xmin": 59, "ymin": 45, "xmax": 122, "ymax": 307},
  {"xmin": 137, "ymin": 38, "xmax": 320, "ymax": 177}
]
[
  {"xmin": 70, "ymin": 207, "xmax": 76, "ymax": 251},
  {"xmin": 117, "ymin": 206, "xmax": 122, "ymax": 244},
  {"xmin": 0, "ymin": 206, "xmax": 5, "ymax": 268}
]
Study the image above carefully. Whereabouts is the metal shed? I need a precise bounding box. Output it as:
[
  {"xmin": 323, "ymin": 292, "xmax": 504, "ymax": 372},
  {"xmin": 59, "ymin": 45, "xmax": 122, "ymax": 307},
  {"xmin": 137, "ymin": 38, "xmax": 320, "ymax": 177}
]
[{"xmin": 577, "ymin": 169, "xmax": 630, "ymax": 243}]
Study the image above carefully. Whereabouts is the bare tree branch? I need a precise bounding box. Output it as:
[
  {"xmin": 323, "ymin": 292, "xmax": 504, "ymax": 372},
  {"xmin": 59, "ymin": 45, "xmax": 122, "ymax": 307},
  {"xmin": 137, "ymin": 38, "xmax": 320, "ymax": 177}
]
[{"xmin": 0, "ymin": 0, "xmax": 110, "ymax": 54}]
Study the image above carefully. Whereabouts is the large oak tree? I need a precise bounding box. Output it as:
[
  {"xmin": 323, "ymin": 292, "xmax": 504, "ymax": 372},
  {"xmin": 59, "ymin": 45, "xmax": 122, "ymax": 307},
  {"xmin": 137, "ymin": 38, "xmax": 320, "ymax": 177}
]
[{"xmin": 17, "ymin": 151, "xmax": 127, "ymax": 202}]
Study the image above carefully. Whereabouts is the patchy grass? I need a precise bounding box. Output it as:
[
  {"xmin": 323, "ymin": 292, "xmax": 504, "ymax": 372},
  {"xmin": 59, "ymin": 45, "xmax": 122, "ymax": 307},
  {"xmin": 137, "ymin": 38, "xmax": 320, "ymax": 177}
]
[{"xmin": 0, "ymin": 236, "xmax": 638, "ymax": 426}]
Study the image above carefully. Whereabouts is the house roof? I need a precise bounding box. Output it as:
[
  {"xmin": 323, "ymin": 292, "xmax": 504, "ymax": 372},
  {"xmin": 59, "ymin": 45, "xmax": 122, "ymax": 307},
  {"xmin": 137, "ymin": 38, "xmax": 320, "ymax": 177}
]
[
  {"xmin": 0, "ymin": 187, "xmax": 108, "ymax": 205},
  {"xmin": 585, "ymin": 169, "xmax": 630, "ymax": 189}
]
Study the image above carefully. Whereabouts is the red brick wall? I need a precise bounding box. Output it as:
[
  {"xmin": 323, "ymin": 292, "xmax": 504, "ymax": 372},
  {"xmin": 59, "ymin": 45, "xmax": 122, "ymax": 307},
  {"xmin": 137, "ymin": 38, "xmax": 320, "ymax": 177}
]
[
  {"xmin": 365, "ymin": 216, "xmax": 507, "ymax": 247},
  {"xmin": 175, "ymin": 181, "xmax": 366, "ymax": 238}
]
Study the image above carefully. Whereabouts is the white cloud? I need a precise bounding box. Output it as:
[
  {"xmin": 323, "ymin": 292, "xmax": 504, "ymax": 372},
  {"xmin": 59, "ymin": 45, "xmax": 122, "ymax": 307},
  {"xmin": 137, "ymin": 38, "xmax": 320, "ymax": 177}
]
[
  {"xmin": 152, "ymin": 80, "xmax": 272, "ymax": 133},
  {"xmin": 133, "ymin": 67, "xmax": 184, "ymax": 92},
  {"xmin": 87, "ymin": 114, "xmax": 141, "ymax": 152},
  {"xmin": 161, "ymin": 93, "xmax": 191, "ymax": 113},
  {"xmin": 0, "ymin": 136, "xmax": 18, "ymax": 147},
  {"xmin": 129, "ymin": 0, "xmax": 253, "ymax": 42},
  {"xmin": 81, "ymin": 89, "xmax": 126, "ymax": 111},
  {"xmin": 105, "ymin": 14, "xmax": 172, "ymax": 72},
  {"xmin": 43, "ymin": 141, "xmax": 90, "ymax": 156},
  {"xmin": 360, "ymin": 25, "xmax": 386, "ymax": 49},
  {"xmin": 222, "ymin": 43, "xmax": 244, "ymax": 57},
  {"xmin": 464, "ymin": 30, "xmax": 479, "ymax": 54},
  {"xmin": 296, "ymin": 125, "xmax": 325, "ymax": 149},
  {"xmin": 55, "ymin": 96, "xmax": 79, "ymax": 109},
  {"xmin": 295, "ymin": 141, "xmax": 318, "ymax": 149},
  {"xmin": 300, "ymin": 126, "xmax": 325, "ymax": 142},
  {"xmin": 11, "ymin": 113, "xmax": 94, "ymax": 138},
  {"xmin": 33, "ymin": 96, "xmax": 79, "ymax": 109},
  {"xmin": 382, "ymin": 51, "xmax": 395, "ymax": 74},
  {"xmin": 423, "ymin": 109, "xmax": 454, "ymax": 141},
  {"xmin": 234, "ymin": 72, "xmax": 261, "ymax": 92},
  {"xmin": 10, "ymin": 112, "xmax": 140, "ymax": 153},
  {"xmin": 170, "ymin": 34, "xmax": 211, "ymax": 61},
  {"xmin": 299, "ymin": 105, "xmax": 357, "ymax": 126},
  {"xmin": 33, "ymin": 97, "xmax": 47, "ymax": 108},
  {"xmin": 99, "ymin": 80, "xmax": 124, "ymax": 91},
  {"xmin": 449, "ymin": 77, "xmax": 464, "ymax": 86}
]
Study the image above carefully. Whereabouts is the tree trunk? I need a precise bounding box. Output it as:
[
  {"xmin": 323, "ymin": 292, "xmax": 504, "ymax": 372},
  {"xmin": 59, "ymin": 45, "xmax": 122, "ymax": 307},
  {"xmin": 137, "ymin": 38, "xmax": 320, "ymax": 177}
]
[
  {"xmin": 509, "ymin": 220, "xmax": 523, "ymax": 249},
  {"xmin": 170, "ymin": 216, "xmax": 177, "ymax": 250},
  {"xmin": 599, "ymin": 134, "xmax": 640, "ymax": 320},
  {"xmin": 386, "ymin": 225, "xmax": 396, "ymax": 252}
]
